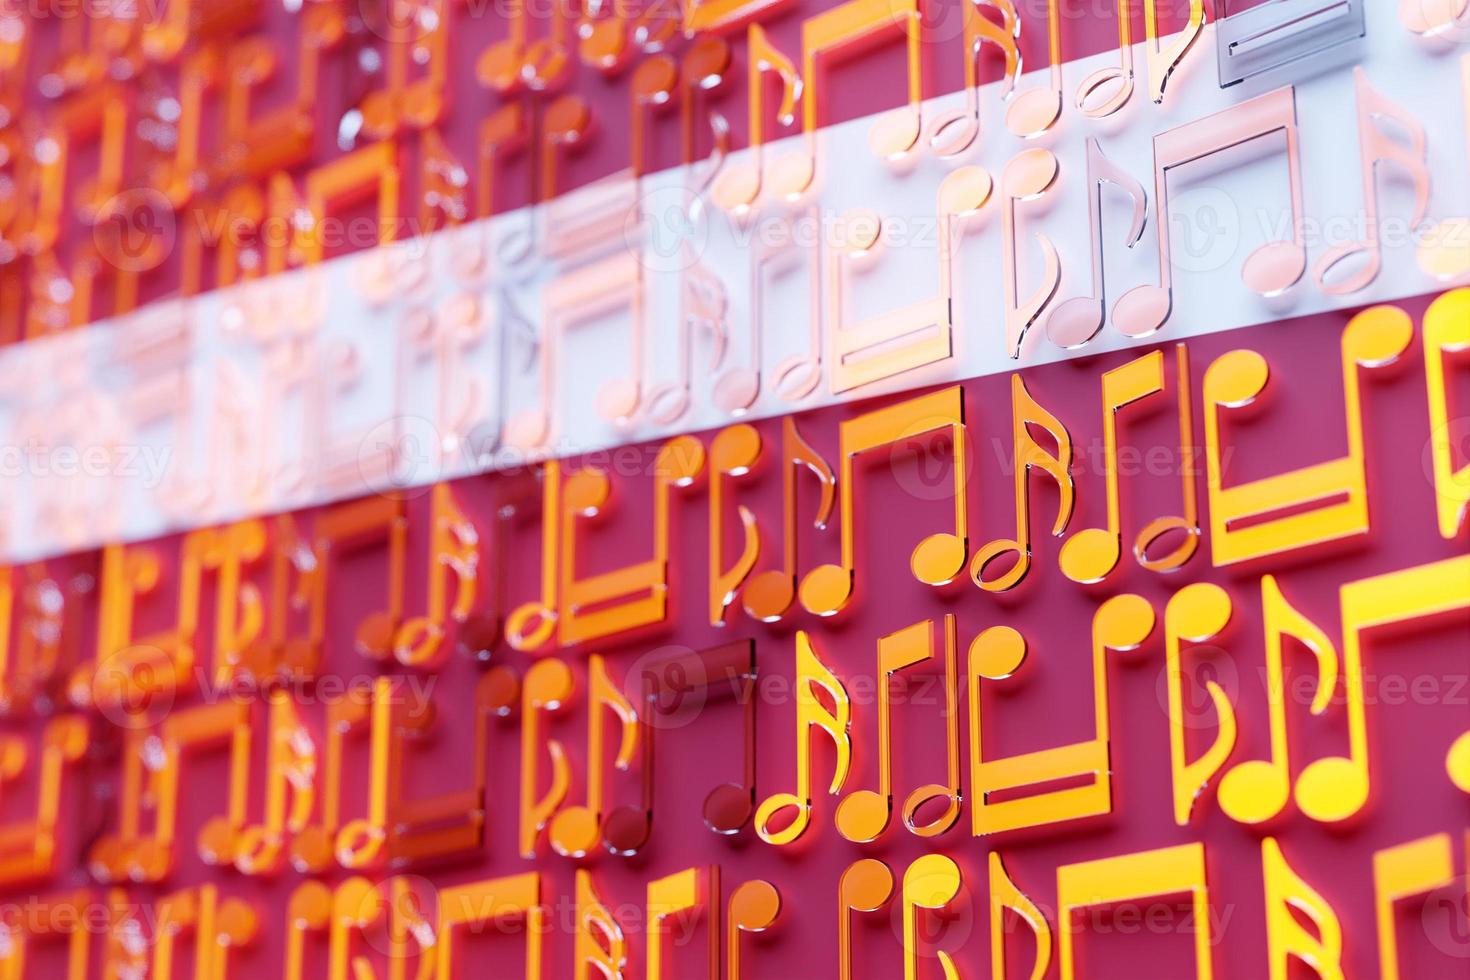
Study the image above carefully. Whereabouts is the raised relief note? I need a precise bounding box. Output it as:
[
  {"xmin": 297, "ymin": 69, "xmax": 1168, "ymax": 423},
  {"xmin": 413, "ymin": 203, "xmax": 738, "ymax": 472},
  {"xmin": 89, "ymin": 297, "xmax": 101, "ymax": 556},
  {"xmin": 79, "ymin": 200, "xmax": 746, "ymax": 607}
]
[
  {"xmin": 1418, "ymin": 56, "xmax": 1470, "ymax": 280},
  {"xmin": 1059, "ymin": 347, "xmax": 1201, "ymax": 584},
  {"xmin": 1143, "ymin": 0, "xmax": 1205, "ymax": 103},
  {"xmin": 1005, "ymin": 0, "xmax": 1063, "ymax": 138},
  {"xmin": 506, "ymin": 461, "xmax": 564, "ymax": 652},
  {"xmin": 990, "ymin": 853, "xmax": 1052, "ymax": 980},
  {"xmin": 901, "ymin": 855, "xmax": 964, "ymax": 980},
  {"xmin": 648, "ymin": 867, "xmax": 719, "ymax": 980},
  {"xmin": 642, "ymin": 640, "xmax": 761, "ymax": 837},
  {"xmin": 827, "ymin": 167, "xmax": 991, "ymax": 393},
  {"xmin": 1313, "ymin": 69, "xmax": 1431, "ymax": 295},
  {"xmin": 1047, "ymin": 139, "xmax": 1150, "ymax": 349},
  {"xmin": 0, "ymin": 888, "xmax": 93, "ymax": 980},
  {"xmin": 728, "ymin": 879, "xmax": 782, "ymax": 979},
  {"xmin": 296, "ymin": 142, "xmax": 401, "ymax": 264},
  {"xmin": 1203, "ymin": 304, "xmax": 1411, "ymax": 566},
  {"xmin": 769, "ymin": 0, "xmax": 926, "ymax": 198},
  {"xmin": 392, "ymin": 483, "xmax": 479, "ymax": 668},
  {"xmin": 1262, "ymin": 838, "xmax": 1344, "ymax": 980},
  {"xmin": 0, "ymin": 716, "xmax": 87, "ymax": 888},
  {"xmin": 800, "ymin": 387, "xmax": 969, "ymax": 617},
  {"xmin": 436, "ymin": 872, "xmax": 545, "ymax": 979},
  {"xmin": 970, "ymin": 374, "xmax": 1074, "ymax": 593},
  {"xmin": 477, "ymin": 0, "xmax": 573, "ymax": 93},
  {"xmin": 290, "ymin": 686, "xmax": 373, "ymax": 875},
  {"xmin": 151, "ymin": 885, "xmax": 259, "ymax": 980},
  {"xmin": 576, "ymin": 869, "xmax": 628, "ymax": 980},
  {"xmin": 838, "ymin": 859, "xmax": 895, "ymax": 980},
  {"xmin": 1114, "ymin": 87, "xmax": 1308, "ymax": 338},
  {"xmin": 743, "ymin": 417, "xmax": 836, "ymax": 622},
  {"xmin": 1001, "ymin": 148, "xmax": 1062, "ymax": 358},
  {"xmin": 1057, "ymin": 843, "xmax": 1213, "ymax": 980},
  {"xmin": 709, "ymin": 424, "xmax": 762, "ymax": 627},
  {"xmin": 710, "ymin": 24, "xmax": 799, "ymax": 214},
  {"xmin": 928, "ymin": 0, "xmax": 1020, "ymax": 156},
  {"xmin": 1374, "ymin": 834, "xmax": 1455, "ymax": 980},
  {"xmin": 756, "ymin": 631, "xmax": 851, "ymax": 845},
  {"xmin": 356, "ymin": 0, "xmax": 452, "ymax": 139},
  {"xmin": 520, "ymin": 659, "xmax": 573, "ymax": 859},
  {"xmin": 550, "ymin": 655, "xmax": 641, "ymax": 859},
  {"xmin": 836, "ymin": 616, "xmax": 960, "ymax": 844},
  {"xmin": 969, "ymin": 594, "xmax": 1155, "ymax": 836},
  {"xmin": 1075, "ymin": 0, "xmax": 1135, "ymax": 119},
  {"xmin": 1424, "ymin": 289, "xmax": 1470, "ymax": 539},
  {"xmin": 1163, "ymin": 584, "xmax": 1237, "ymax": 827}
]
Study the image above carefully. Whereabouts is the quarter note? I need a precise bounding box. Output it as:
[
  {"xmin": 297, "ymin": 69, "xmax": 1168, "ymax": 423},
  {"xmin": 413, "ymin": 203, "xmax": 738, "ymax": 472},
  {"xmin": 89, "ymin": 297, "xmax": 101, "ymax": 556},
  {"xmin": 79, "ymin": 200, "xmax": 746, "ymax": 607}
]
[
  {"xmin": 1163, "ymin": 584, "xmax": 1237, "ymax": 827},
  {"xmin": 1313, "ymin": 68, "xmax": 1431, "ymax": 295},
  {"xmin": 755, "ymin": 631, "xmax": 851, "ymax": 846},
  {"xmin": 549, "ymin": 655, "xmax": 641, "ymax": 859},
  {"xmin": 709, "ymin": 424, "xmax": 762, "ymax": 627},
  {"xmin": 1114, "ymin": 86, "xmax": 1308, "ymax": 338},
  {"xmin": 800, "ymin": 386, "xmax": 969, "ymax": 617},
  {"xmin": 743, "ymin": 417, "xmax": 835, "ymax": 622},
  {"xmin": 728, "ymin": 879, "xmax": 782, "ymax": 979},
  {"xmin": 1001, "ymin": 148, "xmax": 1062, "ymax": 358},
  {"xmin": 1058, "ymin": 346, "xmax": 1200, "ymax": 584},
  {"xmin": 519, "ymin": 659, "xmax": 574, "ymax": 859},
  {"xmin": 1424, "ymin": 289, "xmax": 1470, "ymax": 539},
  {"xmin": 1373, "ymin": 833, "xmax": 1455, "ymax": 980},
  {"xmin": 1074, "ymin": 0, "xmax": 1134, "ymax": 119},
  {"xmin": 1262, "ymin": 838, "xmax": 1344, "ymax": 980},
  {"xmin": 1005, "ymin": 0, "xmax": 1063, "ymax": 138},
  {"xmin": 836, "ymin": 616, "xmax": 960, "ymax": 844},
  {"xmin": 928, "ymin": 0, "xmax": 1020, "ymax": 157},
  {"xmin": 1203, "ymin": 305, "xmax": 1411, "ymax": 566},
  {"xmin": 290, "ymin": 686, "xmax": 373, "ymax": 875},
  {"xmin": 838, "ymin": 858, "xmax": 895, "ymax": 980},
  {"xmin": 970, "ymin": 374, "xmax": 1074, "ymax": 593},
  {"xmin": 1046, "ymin": 139, "xmax": 1149, "ymax": 349},
  {"xmin": 710, "ymin": 24, "xmax": 799, "ymax": 215}
]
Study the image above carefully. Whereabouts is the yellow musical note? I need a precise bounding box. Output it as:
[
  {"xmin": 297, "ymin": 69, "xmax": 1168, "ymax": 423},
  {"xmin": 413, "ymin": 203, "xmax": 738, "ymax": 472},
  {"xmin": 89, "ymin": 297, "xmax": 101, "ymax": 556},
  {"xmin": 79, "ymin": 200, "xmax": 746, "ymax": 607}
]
[
  {"xmin": 755, "ymin": 631, "xmax": 851, "ymax": 845},
  {"xmin": 1262, "ymin": 838, "xmax": 1344, "ymax": 980},
  {"xmin": 728, "ymin": 880, "xmax": 782, "ymax": 979},
  {"xmin": 743, "ymin": 417, "xmax": 835, "ymax": 622},
  {"xmin": 1203, "ymin": 304, "xmax": 1411, "ymax": 566},
  {"xmin": 1424, "ymin": 289, "xmax": 1470, "ymax": 539},
  {"xmin": 800, "ymin": 387, "xmax": 969, "ymax": 617},
  {"xmin": 648, "ymin": 867, "xmax": 718, "ymax": 980},
  {"xmin": 1163, "ymin": 583, "xmax": 1237, "ymax": 827},
  {"xmin": 836, "ymin": 616, "xmax": 960, "ymax": 843},
  {"xmin": 520, "ymin": 659, "xmax": 573, "ymax": 858},
  {"xmin": 1142, "ymin": 0, "xmax": 1205, "ymax": 104},
  {"xmin": 393, "ymin": 483, "xmax": 479, "ymax": 668},
  {"xmin": 971, "ymin": 374, "xmax": 1074, "ymax": 592},
  {"xmin": 838, "ymin": 859, "xmax": 895, "ymax": 980},
  {"xmin": 1057, "ymin": 843, "xmax": 1213, "ymax": 979},
  {"xmin": 550, "ymin": 655, "xmax": 641, "ymax": 859},
  {"xmin": 436, "ymin": 872, "xmax": 545, "ymax": 980},
  {"xmin": 0, "ymin": 888, "xmax": 92, "ymax": 980},
  {"xmin": 902, "ymin": 855, "xmax": 964, "ymax": 980},
  {"xmin": 989, "ymin": 853, "xmax": 1051, "ymax": 980},
  {"xmin": 290, "ymin": 686, "xmax": 372, "ymax": 876},
  {"xmin": 710, "ymin": 424, "xmax": 763, "ymax": 627},
  {"xmin": 1374, "ymin": 833, "xmax": 1455, "ymax": 980},
  {"xmin": 151, "ymin": 885, "xmax": 259, "ymax": 980},
  {"xmin": 969, "ymin": 594, "xmax": 1155, "ymax": 836},
  {"xmin": 576, "ymin": 869, "xmax": 627, "ymax": 980}
]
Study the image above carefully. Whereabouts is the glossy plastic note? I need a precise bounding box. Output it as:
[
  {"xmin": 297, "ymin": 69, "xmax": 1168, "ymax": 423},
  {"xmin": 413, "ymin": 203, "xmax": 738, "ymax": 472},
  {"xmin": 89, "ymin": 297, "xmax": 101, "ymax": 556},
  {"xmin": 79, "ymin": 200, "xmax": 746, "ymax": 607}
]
[
  {"xmin": 1262, "ymin": 838, "xmax": 1344, "ymax": 980},
  {"xmin": 1424, "ymin": 289, "xmax": 1470, "ymax": 539},
  {"xmin": 1373, "ymin": 833, "xmax": 1455, "ymax": 980},
  {"xmin": 742, "ymin": 417, "xmax": 835, "ymax": 622},
  {"xmin": 1163, "ymin": 583, "xmax": 1237, "ymax": 826}
]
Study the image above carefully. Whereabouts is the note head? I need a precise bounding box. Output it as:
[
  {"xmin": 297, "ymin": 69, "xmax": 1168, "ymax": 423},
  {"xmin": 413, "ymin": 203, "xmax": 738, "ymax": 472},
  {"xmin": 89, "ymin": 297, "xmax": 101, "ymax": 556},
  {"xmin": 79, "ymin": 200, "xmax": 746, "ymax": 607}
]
[
  {"xmin": 1005, "ymin": 88, "xmax": 1062, "ymax": 140},
  {"xmin": 1058, "ymin": 527, "xmax": 1122, "ymax": 585},
  {"xmin": 902, "ymin": 786, "xmax": 960, "ymax": 838},
  {"xmin": 476, "ymin": 40, "xmax": 525, "ymax": 92},
  {"xmin": 198, "ymin": 816, "xmax": 239, "ymax": 867},
  {"xmin": 644, "ymin": 383, "xmax": 691, "ymax": 427},
  {"xmin": 1399, "ymin": 0, "xmax": 1470, "ymax": 37},
  {"xmin": 911, "ymin": 532, "xmax": 967, "ymax": 588},
  {"xmin": 772, "ymin": 354, "xmax": 821, "ymax": 401},
  {"xmin": 1045, "ymin": 296, "xmax": 1106, "ymax": 349},
  {"xmin": 1241, "ymin": 239, "xmax": 1306, "ymax": 298},
  {"xmin": 969, "ymin": 539, "xmax": 1029, "ymax": 594},
  {"xmin": 835, "ymin": 789, "xmax": 891, "ymax": 844},
  {"xmin": 289, "ymin": 826, "xmax": 336, "ymax": 876},
  {"xmin": 927, "ymin": 110, "xmax": 979, "ymax": 159},
  {"xmin": 1312, "ymin": 242, "xmax": 1379, "ymax": 296},
  {"xmin": 868, "ymin": 108, "xmax": 922, "ymax": 166},
  {"xmin": 595, "ymin": 376, "xmax": 642, "ymax": 425},
  {"xmin": 798, "ymin": 563, "xmax": 851, "ymax": 617},
  {"xmin": 730, "ymin": 879, "xmax": 782, "ymax": 932},
  {"xmin": 505, "ymin": 602, "xmax": 557, "ymax": 653},
  {"xmin": 1417, "ymin": 218, "xmax": 1470, "ymax": 281},
  {"xmin": 502, "ymin": 409, "xmax": 550, "ymax": 451},
  {"xmin": 710, "ymin": 164, "xmax": 760, "ymax": 217},
  {"xmin": 939, "ymin": 165, "xmax": 994, "ymax": 216},
  {"xmin": 1003, "ymin": 148, "xmax": 1060, "ymax": 200},
  {"xmin": 705, "ymin": 782, "xmax": 756, "ymax": 835},
  {"xmin": 354, "ymin": 611, "xmax": 397, "ymax": 661},
  {"xmin": 1134, "ymin": 517, "xmax": 1200, "ymax": 572},
  {"xmin": 1446, "ymin": 731, "xmax": 1470, "ymax": 793},
  {"xmin": 1075, "ymin": 66, "xmax": 1134, "ymax": 119},
  {"xmin": 1216, "ymin": 759, "xmax": 1290, "ymax": 825},
  {"xmin": 741, "ymin": 570, "xmax": 795, "ymax": 623},
  {"xmin": 549, "ymin": 805, "xmax": 601, "ymax": 859},
  {"xmin": 1294, "ymin": 756, "xmax": 1369, "ymax": 825},
  {"xmin": 969, "ymin": 625, "xmax": 1026, "ymax": 681},
  {"xmin": 1111, "ymin": 283, "xmax": 1172, "ymax": 339},
  {"xmin": 768, "ymin": 152, "xmax": 815, "ymax": 203},
  {"xmin": 713, "ymin": 367, "xmax": 760, "ymax": 416}
]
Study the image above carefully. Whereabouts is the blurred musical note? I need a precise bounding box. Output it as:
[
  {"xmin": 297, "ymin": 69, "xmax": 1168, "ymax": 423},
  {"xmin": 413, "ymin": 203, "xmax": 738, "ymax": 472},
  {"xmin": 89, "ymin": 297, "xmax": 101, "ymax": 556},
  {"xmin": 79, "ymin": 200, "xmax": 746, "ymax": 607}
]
[
  {"xmin": 728, "ymin": 879, "xmax": 782, "ymax": 979},
  {"xmin": 549, "ymin": 655, "xmax": 641, "ymax": 859},
  {"xmin": 711, "ymin": 25, "xmax": 800, "ymax": 215},
  {"xmin": 0, "ymin": 716, "xmax": 87, "ymax": 888},
  {"xmin": 576, "ymin": 869, "xmax": 628, "ymax": 980},
  {"xmin": 709, "ymin": 425, "xmax": 762, "ymax": 626},
  {"xmin": 743, "ymin": 417, "xmax": 835, "ymax": 622},
  {"xmin": 519, "ymin": 659, "xmax": 574, "ymax": 859},
  {"xmin": 435, "ymin": 873, "xmax": 546, "ymax": 977},
  {"xmin": 1418, "ymin": 56, "xmax": 1470, "ymax": 281},
  {"xmin": 1424, "ymin": 289, "xmax": 1470, "ymax": 539},
  {"xmin": 392, "ymin": 483, "xmax": 479, "ymax": 668},
  {"xmin": 648, "ymin": 867, "xmax": 718, "ymax": 979}
]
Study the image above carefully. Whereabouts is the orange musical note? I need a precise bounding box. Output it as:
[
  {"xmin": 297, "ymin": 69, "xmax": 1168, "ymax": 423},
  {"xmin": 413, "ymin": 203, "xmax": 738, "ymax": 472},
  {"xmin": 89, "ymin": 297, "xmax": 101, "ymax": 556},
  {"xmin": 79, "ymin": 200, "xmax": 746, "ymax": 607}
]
[
  {"xmin": 970, "ymin": 374, "xmax": 1074, "ymax": 593},
  {"xmin": 1314, "ymin": 68, "xmax": 1431, "ymax": 295},
  {"xmin": 1115, "ymin": 86, "xmax": 1309, "ymax": 337},
  {"xmin": 1001, "ymin": 148, "xmax": 1062, "ymax": 358},
  {"xmin": 969, "ymin": 594, "xmax": 1155, "ymax": 836},
  {"xmin": 647, "ymin": 867, "xmax": 718, "ymax": 980},
  {"xmin": 0, "ymin": 563, "xmax": 73, "ymax": 718},
  {"xmin": 1057, "ymin": 843, "xmax": 1213, "ymax": 979},
  {"xmin": 1262, "ymin": 838, "xmax": 1344, "ymax": 980},
  {"xmin": 0, "ymin": 888, "xmax": 93, "ymax": 980},
  {"xmin": 989, "ymin": 854, "xmax": 1052, "ymax": 980},
  {"xmin": 391, "ymin": 483, "xmax": 479, "ymax": 668},
  {"xmin": 710, "ymin": 24, "xmax": 799, "ymax": 215},
  {"xmin": 1047, "ymin": 139, "xmax": 1150, "ymax": 348},
  {"xmin": 836, "ymin": 616, "xmax": 960, "ymax": 844},
  {"xmin": 800, "ymin": 387, "xmax": 969, "ymax": 617},
  {"xmin": 0, "ymin": 716, "xmax": 87, "ymax": 889},
  {"xmin": 641, "ymin": 639, "xmax": 761, "ymax": 838},
  {"xmin": 506, "ymin": 460, "xmax": 564, "ymax": 652},
  {"xmin": 728, "ymin": 880, "xmax": 781, "ymax": 979},
  {"xmin": 709, "ymin": 424, "xmax": 762, "ymax": 626},
  {"xmin": 1203, "ymin": 304, "xmax": 1411, "ymax": 566},
  {"xmin": 1374, "ymin": 833, "xmax": 1456, "ymax": 980},
  {"xmin": 520, "ymin": 658, "xmax": 573, "ymax": 859},
  {"xmin": 477, "ymin": 0, "xmax": 573, "ymax": 93},
  {"xmin": 356, "ymin": 0, "xmax": 453, "ymax": 140},
  {"xmin": 827, "ymin": 167, "xmax": 992, "ymax": 392},
  {"xmin": 742, "ymin": 417, "xmax": 835, "ymax": 622},
  {"xmin": 290, "ymin": 685, "xmax": 373, "ymax": 876},
  {"xmin": 436, "ymin": 872, "xmax": 546, "ymax": 978},
  {"xmin": 296, "ymin": 141, "xmax": 401, "ymax": 264},
  {"xmin": 294, "ymin": 496, "xmax": 410, "ymax": 663},
  {"xmin": 1059, "ymin": 346, "xmax": 1201, "ymax": 584},
  {"xmin": 928, "ymin": 0, "xmax": 1021, "ymax": 156},
  {"xmin": 1162, "ymin": 583, "xmax": 1237, "ymax": 827},
  {"xmin": 151, "ymin": 885, "xmax": 259, "ymax": 980},
  {"xmin": 1424, "ymin": 289, "xmax": 1470, "ymax": 539},
  {"xmin": 550, "ymin": 654, "xmax": 641, "ymax": 859},
  {"xmin": 901, "ymin": 855, "xmax": 964, "ymax": 980},
  {"xmin": 282, "ymin": 882, "xmax": 332, "ymax": 980},
  {"xmin": 756, "ymin": 631, "xmax": 851, "ymax": 845},
  {"xmin": 838, "ymin": 859, "xmax": 894, "ymax": 980},
  {"xmin": 575, "ymin": 868, "xmax": 628, "ymax": 980}
]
